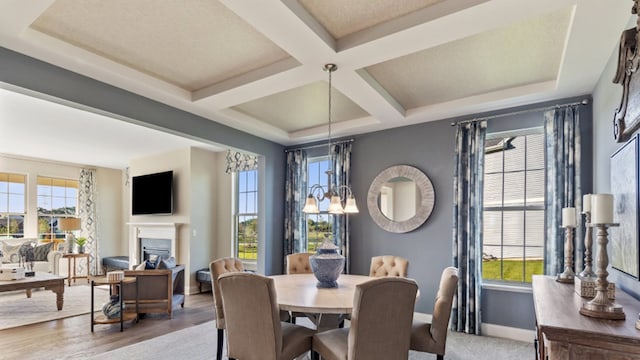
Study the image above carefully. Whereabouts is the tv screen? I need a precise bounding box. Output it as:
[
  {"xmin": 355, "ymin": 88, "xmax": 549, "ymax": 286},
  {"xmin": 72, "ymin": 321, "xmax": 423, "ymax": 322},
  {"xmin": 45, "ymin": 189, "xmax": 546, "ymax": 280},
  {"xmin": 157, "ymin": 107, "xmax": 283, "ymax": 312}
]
[{"xmin": 132, "ymin": 171, "xmax": 173, "ymax": 215}]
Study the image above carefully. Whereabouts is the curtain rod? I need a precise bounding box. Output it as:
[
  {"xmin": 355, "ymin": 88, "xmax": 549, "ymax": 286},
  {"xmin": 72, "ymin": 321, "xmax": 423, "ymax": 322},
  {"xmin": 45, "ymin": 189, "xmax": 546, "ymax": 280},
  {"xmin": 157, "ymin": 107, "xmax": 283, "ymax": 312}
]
[
  {"xmin": 285, "ymin": 138, "xmax": 354, "ymax": 153},
  {"xmin": 450, "ymin": 99, "xmax": 590, "ymax": 127}
]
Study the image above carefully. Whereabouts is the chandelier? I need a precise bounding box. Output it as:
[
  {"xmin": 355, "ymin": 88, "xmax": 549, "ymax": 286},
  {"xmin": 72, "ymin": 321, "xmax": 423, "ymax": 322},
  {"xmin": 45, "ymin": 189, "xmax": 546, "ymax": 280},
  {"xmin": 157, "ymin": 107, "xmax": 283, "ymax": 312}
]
[{"xmin": 302, "ymin": 64, "xmax": 358, "ymax": 215}]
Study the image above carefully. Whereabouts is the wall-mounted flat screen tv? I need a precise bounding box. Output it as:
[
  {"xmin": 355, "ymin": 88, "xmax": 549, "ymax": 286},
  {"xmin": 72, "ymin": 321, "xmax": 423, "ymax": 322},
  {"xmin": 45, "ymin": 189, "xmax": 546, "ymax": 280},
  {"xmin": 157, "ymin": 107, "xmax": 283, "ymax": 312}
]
[{"xmin": 132, "ymin": 170, "xmax": 173, "ymax": 215}]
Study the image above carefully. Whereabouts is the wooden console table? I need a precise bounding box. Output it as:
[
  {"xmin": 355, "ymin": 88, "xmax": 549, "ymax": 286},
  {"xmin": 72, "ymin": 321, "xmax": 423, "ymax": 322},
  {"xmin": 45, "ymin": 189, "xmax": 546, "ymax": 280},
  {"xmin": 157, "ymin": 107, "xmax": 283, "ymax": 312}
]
[{"xmin": 532, "ymin": 275, "xmax": 640, "ymax": 359}]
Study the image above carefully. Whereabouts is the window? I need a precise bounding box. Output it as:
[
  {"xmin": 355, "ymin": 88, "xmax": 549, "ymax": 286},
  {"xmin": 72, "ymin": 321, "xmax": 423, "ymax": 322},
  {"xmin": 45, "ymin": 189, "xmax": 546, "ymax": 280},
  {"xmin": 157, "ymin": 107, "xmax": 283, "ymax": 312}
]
[
  {"xmin": 306, "ymin": 156, "xmax": 332, "ymax": 253},
  {"xmin": 0, "ymin": 172, "xmax": 26, "ymax": 238},
  {"xmin": 37, "ymin": 176, "xmax": 79, "ymax": 240},
  {"xmin": 234, "ymin": 169, "xmax": 258, "ymax": 261},
  {"xmin": 482, "ymin": 130, "xmax": 545, "ymax": 283}
]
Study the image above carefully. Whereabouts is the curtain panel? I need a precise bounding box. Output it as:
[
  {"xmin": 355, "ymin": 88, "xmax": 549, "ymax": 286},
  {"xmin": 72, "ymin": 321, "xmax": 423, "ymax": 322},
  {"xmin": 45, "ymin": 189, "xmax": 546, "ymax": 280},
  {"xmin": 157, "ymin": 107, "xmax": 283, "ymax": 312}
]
[
  {"xmin": 283, "ymin": 149, "xmax": 308, "ymax": 264},
  {"xmin": 331, "ymin": 142, "xmax": 353, "ymax": 274},
  {"xmin": 451, "ymin": 121, "xmax": 486, "ymax": 335},
  {"xmin": 79, "ymin": 168, "xmax": 98, "ymax": 276},
  {"xmin": 544, "ymin": 105, "xmax": 582, "ymax": 276}
]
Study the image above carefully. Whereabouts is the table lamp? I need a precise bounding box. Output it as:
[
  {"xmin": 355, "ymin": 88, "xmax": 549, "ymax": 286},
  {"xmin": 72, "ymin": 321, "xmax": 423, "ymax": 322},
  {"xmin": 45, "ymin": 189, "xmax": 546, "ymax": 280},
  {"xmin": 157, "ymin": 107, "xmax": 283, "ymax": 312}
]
[{"xmin": 58, "ymin": 217, "xmax": 81, "ymax": 254}]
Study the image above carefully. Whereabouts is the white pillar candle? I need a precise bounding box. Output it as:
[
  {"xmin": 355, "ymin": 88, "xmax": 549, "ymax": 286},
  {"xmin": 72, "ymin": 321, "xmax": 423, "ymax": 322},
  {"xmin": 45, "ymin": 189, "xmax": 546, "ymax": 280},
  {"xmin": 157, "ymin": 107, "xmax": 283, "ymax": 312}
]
[
  {"xmin": 562, "ymin": 207, "xmax": 576, "ymax": 227},
  {"xmin": 591, "ymin": 194, "xmax": 614, "ymax": 224},
  {"xmin": 583, "ymin": 194, "xmax": 591, "ymax": 213}
]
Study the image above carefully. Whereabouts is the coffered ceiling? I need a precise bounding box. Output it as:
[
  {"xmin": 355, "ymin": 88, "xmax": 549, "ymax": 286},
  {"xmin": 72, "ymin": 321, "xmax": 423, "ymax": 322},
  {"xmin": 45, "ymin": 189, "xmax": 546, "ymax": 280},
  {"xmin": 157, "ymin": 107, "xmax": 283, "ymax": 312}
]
[{"xmin": 0, "ymin": 0, "xmax": 634, "ymax": 163}]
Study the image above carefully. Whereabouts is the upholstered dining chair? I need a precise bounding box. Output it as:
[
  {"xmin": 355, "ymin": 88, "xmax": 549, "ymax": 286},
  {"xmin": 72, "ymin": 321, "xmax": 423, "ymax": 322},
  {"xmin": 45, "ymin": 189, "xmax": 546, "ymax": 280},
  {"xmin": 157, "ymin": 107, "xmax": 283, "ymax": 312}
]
[
  {"xmin": 369, "ymin": 255, "xmax": 409, "ymax": 277},
  {"xmin": 285, "ymin": 252, "xmax": 314, "ymax": 324},
  {"xmin": 410, "ymin": 266, "xmax": 459, "ymax": 360},
  {"xmin": 218, "ymin": 272, "xmax": 315, "ymax": 360},
  {"xmin": 312, "ymin": 277, "xmax": 418, "ymax": 360},
  {"xmin": 286, "ymin": 252, "xmax": 313, "ymax": 274},
  {"xmin": 210, "ymin": 257, "xmax": 244, "ymax": 360}
]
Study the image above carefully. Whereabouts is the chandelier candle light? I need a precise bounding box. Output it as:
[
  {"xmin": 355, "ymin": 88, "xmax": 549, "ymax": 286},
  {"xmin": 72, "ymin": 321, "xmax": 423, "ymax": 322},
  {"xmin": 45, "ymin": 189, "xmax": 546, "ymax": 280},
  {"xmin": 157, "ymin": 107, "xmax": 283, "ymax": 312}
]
[
  {"xmin": 302, "ymin": 64, "xmax": 358, "ymax": 215},
  {"xmin": 579, "ymin": 193, "xmax": 625, "ymax": 320},
  {"xmin": 557, "ymin": 207, "xmax": 576, "ymax": 283}
]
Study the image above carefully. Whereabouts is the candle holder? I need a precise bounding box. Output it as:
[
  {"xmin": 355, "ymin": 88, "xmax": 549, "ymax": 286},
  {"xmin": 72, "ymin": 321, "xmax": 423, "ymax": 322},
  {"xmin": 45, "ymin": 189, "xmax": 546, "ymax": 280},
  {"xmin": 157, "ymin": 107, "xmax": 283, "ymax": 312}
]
[
  {"xmin": 578, "ymin": 211, "xmax": 595, "ymax": 278},
  {"xmin": 556, "ymin": 225, "xmax": 575, "ymax": 283},
  {"xmin": 579, "ymin": 223, "xmax": 625, "ymax": 320}
]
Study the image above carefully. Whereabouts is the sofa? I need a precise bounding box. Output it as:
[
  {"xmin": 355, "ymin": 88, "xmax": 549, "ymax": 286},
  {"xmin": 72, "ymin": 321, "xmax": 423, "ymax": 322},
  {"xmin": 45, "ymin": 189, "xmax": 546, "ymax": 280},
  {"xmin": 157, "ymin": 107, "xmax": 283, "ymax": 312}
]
[
  {"xmin": 0, "ymin": 238, "xmax": 63, "ymax": 275},
  {"xmin": 120, "ymin": 262, "xmax": 185, "ymax": 319}
]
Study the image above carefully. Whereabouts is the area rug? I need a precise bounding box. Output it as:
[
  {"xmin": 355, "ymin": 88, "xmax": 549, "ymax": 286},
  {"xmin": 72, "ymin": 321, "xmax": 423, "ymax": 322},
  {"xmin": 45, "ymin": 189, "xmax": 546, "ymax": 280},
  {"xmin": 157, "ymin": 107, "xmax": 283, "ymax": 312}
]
[
  {"xmin": 81, "ymin": 321, "xmax": 534, "ymax": 360},
  {"xmin": 0, "ymin": 284, "xmax": 109, "ymax": 330}
]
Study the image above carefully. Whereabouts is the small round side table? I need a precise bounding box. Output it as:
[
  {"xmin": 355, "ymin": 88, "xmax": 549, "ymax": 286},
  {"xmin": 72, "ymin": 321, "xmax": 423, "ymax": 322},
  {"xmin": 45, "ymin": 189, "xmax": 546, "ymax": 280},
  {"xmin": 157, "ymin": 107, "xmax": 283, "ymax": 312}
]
[{"xmin": 62, "ymin": 253, "xmax": 90, "ymax": 287}]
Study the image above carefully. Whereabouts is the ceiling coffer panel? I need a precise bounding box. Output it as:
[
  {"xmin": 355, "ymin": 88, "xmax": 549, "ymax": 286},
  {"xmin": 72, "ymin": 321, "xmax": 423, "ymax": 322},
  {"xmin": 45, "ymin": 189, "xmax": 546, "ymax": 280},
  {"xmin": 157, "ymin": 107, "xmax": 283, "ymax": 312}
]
[
  {"xmin": 232, "ymin": 81, "xmax": 369, "ymax": 133},
  {"xmin": 298, "ymin": 0, "xmax": 443, "ymax": 39},
  {"xmin": 364, "ymin": 7, "xmax": 573, "ymax": 109},
  {"xmin": 31, "ymin": 0, "xmax": 291, "ymax": 92}
]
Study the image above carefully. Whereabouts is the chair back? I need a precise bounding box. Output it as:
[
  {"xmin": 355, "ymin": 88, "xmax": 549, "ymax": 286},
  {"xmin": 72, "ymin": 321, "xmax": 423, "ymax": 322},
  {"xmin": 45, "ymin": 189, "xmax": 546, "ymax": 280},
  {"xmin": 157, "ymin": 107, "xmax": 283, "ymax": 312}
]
[
  {"xmin": 286, "ymin": 253, "xmax": 313, "ymax": 274},
  {"xmin": 218, "ymin": 272, "xmax": 283, "ymax": 360},
  {"xmin": 369, "ymin": 255, "xmax": 409, "ymax": 277},
  {"xmin": 348, "ymin": 277, "xmax": 418, "ymax": 359},
  {"xmin": 209, "ymin": 257, "xmax": 244, "ymax": 329},
  {"xmin": 429, "ymin": 266, "xmax": 459, "ymax": 352}
]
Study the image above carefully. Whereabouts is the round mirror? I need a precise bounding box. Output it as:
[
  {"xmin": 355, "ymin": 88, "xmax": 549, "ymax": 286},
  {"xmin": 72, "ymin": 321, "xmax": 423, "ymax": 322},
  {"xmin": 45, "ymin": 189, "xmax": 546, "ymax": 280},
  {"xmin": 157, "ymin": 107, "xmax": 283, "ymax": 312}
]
[{"xmin": 368, "ymin": 165, "xmax": 435, "ymax": 233}]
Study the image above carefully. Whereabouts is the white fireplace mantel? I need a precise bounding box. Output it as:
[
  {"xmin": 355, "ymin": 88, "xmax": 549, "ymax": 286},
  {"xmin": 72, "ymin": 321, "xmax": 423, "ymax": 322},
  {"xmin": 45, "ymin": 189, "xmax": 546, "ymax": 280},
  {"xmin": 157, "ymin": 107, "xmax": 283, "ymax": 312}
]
[{"xmin": 127, "ymin": 223, "xmax": 181, "ymax": 265}]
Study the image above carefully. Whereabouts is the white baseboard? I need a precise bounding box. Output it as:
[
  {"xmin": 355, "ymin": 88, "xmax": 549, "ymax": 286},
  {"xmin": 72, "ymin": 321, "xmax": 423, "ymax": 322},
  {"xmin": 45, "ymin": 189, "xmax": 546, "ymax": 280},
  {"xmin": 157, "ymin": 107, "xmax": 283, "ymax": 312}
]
[
  {"xmin": 481, "ymin": 323, "xmax": 535, "ymax": 343},
  {"xmin": 413, "ymin": 312, "xmax": 535, "ymax": 344}
]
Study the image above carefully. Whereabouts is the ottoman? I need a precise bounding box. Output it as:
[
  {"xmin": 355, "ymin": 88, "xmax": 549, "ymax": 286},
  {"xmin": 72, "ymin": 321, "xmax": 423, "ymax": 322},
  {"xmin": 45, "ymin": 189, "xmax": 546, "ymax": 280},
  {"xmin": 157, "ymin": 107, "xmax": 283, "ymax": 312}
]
[
  {"xmin": 196, "ymin": 268, "xmax": 212, "ymax": 293},
  {"xmin": 102, "ymin": 256, "xmax": 130, "ymax": 273}
]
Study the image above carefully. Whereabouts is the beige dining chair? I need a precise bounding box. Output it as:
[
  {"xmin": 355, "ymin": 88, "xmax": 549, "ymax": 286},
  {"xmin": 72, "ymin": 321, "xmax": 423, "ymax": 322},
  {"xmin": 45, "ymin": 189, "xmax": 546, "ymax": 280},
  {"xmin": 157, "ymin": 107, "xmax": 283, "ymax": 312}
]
[
  {"xmin": 285, "ymin": 252, "xmax": 314, "ymax": 324},
  {"xmin": 210, "ymin": 257, "xmax": 245, "ymax": 360},
  {"xmin": 218, "ymin": 272, "xmax": 315, "ymax": 360},
  {"xmin": 312, "ymin": 277, "xmax": 418, "ymax": 360},
  {"xmin": 286, "ymin": 252, "xmax": 313, "ymax": 274},
  {"xmin": 410, "ymin": 266, "xmax": 459, "ymax": 360},
  {"xmin": 369, "ymin": 255, "xmax": 409, "ymax": 277}
]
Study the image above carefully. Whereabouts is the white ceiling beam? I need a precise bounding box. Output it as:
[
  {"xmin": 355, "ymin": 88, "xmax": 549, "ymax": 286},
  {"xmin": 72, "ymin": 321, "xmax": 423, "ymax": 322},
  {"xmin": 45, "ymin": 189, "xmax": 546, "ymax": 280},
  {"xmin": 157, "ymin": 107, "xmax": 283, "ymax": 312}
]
[
  {"xmin": 336, "ymin": 0, "xmax": 578, "ymax": 70},
  {"xmin": 0, "ymin": 0, "xmax": 53, "ymax": 33}
]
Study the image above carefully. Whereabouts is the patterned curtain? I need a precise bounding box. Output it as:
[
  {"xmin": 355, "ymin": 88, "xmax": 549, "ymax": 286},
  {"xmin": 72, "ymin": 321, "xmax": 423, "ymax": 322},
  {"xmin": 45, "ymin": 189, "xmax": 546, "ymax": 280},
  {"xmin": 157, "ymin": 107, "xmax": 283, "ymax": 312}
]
[
  {"xmin": 79, "ymin": 168, "xmax": 99, "ymax": 276},
  {"xmin": 284, "ymin": 149, "xmax": 308, "ymax": 264},
  {"xmin": 331, "ymin": 142, "xmax": 353, "ymax": 273},
  {"xmin": 451, "ymin": 121, "xmax": 486, "ymax": 335},
  {"xmin": 544, "ymin": 106, "xmax": 582, "ymax": 276}
]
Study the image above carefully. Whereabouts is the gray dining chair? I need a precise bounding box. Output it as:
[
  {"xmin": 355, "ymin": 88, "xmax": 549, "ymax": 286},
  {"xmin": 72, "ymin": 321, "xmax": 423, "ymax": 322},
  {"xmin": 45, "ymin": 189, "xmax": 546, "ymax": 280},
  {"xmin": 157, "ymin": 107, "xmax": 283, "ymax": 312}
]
[
  {"xmin": 218, "ymin": 272, "xmax": 315, "ymax": 360},
  {"xmin": 410, "ymin": 266, "xmax": 459, "ymax": 359},
  {"xmin": 312, "ymin": 277, "xmax": 418, "ymax": 360}
]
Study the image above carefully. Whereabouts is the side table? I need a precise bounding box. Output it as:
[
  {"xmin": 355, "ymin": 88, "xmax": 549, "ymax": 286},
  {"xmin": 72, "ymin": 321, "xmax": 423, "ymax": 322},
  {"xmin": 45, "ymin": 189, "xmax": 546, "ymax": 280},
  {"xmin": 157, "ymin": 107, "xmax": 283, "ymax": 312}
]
[
  {"xmin": 63, "ymin": 253, "xmax": 90, "ymax": 287},
  {"xmin": 90, "ymin": 276, "xmax": 139, "ymax": 332}
]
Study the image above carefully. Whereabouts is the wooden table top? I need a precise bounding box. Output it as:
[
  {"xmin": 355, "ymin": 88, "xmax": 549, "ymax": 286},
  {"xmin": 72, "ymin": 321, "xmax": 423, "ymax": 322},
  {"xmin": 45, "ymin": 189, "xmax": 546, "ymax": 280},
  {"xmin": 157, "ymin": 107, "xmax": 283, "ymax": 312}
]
[
  {"xmin": 532, "ymin": 275, "xmax": 640, "ymax": 352},
  {"xmin": 270, "ymin": 274, "xmax": 373, "ymax": 314}
]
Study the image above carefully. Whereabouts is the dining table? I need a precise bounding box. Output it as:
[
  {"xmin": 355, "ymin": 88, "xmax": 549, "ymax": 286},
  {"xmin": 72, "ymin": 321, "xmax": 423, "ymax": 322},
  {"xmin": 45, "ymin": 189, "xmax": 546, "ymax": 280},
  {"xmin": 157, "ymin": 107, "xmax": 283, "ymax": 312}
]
[{"xmin": 270, "ymin": 273, "xmax": 374, "ymax": 331}]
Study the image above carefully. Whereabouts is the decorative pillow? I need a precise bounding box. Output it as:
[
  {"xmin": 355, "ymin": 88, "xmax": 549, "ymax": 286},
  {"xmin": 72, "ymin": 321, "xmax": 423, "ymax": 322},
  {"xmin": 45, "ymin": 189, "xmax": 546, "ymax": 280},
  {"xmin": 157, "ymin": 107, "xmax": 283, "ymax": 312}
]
[
  {"xmin": 157, "ymin": 256, "xmax": 176, "ymax": 269},
  {"xmin": 1, "ymin": 241, "xmax": 24, "ymax": 263},
  {"xmin": 33, "ymin": 242, "xmax": 54, "ymax": 261},
  {"xmin": 135, "ymin": 261, "xmax": 147, "ymax": 270}
]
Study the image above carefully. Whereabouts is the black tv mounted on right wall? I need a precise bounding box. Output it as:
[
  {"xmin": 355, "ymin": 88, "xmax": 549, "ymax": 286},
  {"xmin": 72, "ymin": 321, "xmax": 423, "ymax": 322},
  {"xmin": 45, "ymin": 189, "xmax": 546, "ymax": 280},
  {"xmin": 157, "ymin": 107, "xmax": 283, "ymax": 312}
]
[{"xmin": 131, "ymin": 170, "xmax": 174, "ymax": 215}]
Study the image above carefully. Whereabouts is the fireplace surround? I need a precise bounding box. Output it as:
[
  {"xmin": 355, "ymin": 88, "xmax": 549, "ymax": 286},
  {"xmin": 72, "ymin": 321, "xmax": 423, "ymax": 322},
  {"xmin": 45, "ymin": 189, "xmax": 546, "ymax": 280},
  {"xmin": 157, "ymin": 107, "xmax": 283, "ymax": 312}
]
[{"xmin": 128, "ymin": 223, "xmax": 179, "ymax": 267}]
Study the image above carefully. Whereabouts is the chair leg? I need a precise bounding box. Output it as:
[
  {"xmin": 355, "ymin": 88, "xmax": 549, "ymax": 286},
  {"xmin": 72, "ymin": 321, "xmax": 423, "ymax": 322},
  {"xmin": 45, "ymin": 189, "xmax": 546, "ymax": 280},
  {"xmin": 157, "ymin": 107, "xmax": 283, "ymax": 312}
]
[
  {"xmin": 216, "ymin": 328, "xmax": 224, "ymax": 360},
  {"xmin": 437, "ymin": 355, "xmax": 444, "ymax": 360},
  {"xmin": 311, "ymin": 351, "xmax": 320, "ymax": 360},
  {"xmin": 291, "ymin": 316, "xmax": 296, "ymax": 324}
]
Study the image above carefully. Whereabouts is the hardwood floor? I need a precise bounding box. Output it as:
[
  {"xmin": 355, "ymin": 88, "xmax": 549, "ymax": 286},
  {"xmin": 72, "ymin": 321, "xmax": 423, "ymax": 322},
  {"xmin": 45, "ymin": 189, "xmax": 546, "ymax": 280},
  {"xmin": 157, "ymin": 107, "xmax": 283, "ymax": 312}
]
[{"xmin": 0, "ymin": 290, "xmax": 215, "ymax": 359}]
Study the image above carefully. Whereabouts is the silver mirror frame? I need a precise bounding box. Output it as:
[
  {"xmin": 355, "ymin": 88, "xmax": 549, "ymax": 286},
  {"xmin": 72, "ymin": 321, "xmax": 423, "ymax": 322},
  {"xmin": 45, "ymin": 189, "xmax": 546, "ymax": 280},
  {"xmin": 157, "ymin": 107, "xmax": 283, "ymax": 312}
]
[{"xmin": 367, "ymin": 165, "xmax": 435, "ymax": 233}]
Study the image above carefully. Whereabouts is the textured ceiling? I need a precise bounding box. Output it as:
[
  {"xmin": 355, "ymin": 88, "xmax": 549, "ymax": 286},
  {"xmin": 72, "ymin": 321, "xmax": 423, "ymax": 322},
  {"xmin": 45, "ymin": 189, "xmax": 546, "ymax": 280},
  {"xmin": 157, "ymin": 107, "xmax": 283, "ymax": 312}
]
[{"xmin": 0, "ymin": 0, "xmax": 634, "ymax": 168}]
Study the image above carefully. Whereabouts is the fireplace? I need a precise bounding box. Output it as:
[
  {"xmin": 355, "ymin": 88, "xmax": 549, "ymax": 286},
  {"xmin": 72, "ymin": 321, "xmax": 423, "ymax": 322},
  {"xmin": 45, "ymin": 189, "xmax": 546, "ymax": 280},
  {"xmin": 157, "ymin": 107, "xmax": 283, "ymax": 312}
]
[
  {"xmin": 128, "ymin": 223, "xmax": 179, "ymax": 267},
  {"xmin": 140, "ymin": 238, "xmax": 171, "ymax": 265}
]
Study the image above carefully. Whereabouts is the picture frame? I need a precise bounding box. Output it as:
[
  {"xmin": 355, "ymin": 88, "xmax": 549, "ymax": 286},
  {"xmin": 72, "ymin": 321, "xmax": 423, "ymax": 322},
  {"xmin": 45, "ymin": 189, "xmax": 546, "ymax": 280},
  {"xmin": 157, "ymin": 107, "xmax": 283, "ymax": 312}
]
[{"xmin": 610, "ymin": 133, "xmax": 640, "ymax": 279}]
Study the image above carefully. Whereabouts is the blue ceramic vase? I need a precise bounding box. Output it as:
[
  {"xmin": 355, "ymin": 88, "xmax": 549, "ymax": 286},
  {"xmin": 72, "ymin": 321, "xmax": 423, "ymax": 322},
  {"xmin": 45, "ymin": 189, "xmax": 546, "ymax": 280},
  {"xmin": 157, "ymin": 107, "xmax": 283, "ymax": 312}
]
[{"xmin": 310, "ymin": 237, "xmax": 345, "ymax": 288}]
